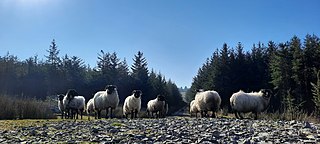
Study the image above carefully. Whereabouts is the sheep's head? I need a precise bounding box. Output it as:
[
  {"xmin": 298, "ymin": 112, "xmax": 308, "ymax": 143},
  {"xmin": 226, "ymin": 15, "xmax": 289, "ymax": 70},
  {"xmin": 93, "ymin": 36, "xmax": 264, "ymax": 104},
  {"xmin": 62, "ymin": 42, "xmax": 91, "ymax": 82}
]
[
  {"xmin": 66, "ymin": 89, "xmax": 79, "ymax": 100},
  {"xmin": 132, "ymin": 90, "xmax": 142, "ymax": 98},
  {"xmin": 157, "ymin": 95, "xmax": 165, "ymax": 101},
  {"xmin": 261, "ymin": 89, "xmax": 272, "ymax": 100},
  {"xmin": 105, "ymin": 85, "xmax": 117, "ymax": 94},
  {"xmin": 57, "ymin": 94, "xmax": 65, "ymax": 101}
]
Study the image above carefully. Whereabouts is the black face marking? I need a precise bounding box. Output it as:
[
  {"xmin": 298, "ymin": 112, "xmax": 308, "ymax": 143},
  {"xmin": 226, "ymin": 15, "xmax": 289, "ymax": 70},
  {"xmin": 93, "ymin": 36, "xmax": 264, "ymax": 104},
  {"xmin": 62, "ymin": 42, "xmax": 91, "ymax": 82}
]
[
  {"xmin": 133, "ymin": 90, "xmax": 142, "ymax": 98},
  {"xmin": 157, "ymin": 95, "xmax": 165, "ymax": 101},
  {"xmin": 105, "ymin": 85, "xmax": 117, "ymax": 94},
  {"xmin": 58, "ymin": 94, "xmax": 64, "ymax": 101},
  {"xmin": 66, "ymin": 89, "xmax": 78, "ymax": 99}
]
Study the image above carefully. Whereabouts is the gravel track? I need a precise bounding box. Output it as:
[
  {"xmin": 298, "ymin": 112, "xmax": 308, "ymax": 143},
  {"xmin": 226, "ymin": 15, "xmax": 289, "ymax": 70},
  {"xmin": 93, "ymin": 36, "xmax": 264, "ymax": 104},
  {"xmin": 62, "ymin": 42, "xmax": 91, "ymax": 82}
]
[{"xmin": 0, "ymin": 117, "xmax": 319, "ymax": 143}]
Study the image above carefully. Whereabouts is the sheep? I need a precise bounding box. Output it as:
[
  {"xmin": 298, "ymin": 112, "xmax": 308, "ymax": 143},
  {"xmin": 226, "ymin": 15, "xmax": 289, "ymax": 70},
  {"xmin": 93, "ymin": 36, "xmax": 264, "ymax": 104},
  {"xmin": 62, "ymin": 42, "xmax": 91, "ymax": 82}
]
[
  {"xmin": 62, "ymin": 89, "xmax": 79, "ymax": 119},
  {"xmin": 63, "ymin": 89, "xmax": 85, "ymax": 119},
  {"xmin": 189, "ymin": 100, "xmax": 199, "ymax": 118},
  {"xmin": 93, "ymin": 85, "xmax": 119, "ymax": 119},
  {"xmin": 230, "ymin": 89, "xmax": 272, "ymax": 120},
  {"xmin": 67, "ymin": 95, "xmax": 86, "ymax": 119},
  {"xmin": 123, "ymin": 90, "xmax": 142, "ymax": 119},
  {"xmin": 194, "ymin": 90, "xmax": 221, "ymax": 118},
  {"xmin": 147, "ymin": 95, "xmax": 166, "ymax": 118},
  {"xmin": 86, "ymin": 98, "xmax": 95, "ymax": 120},
  {"xmin": 57, "ymin": 94, "xmax": 66, "ymax": 119}
]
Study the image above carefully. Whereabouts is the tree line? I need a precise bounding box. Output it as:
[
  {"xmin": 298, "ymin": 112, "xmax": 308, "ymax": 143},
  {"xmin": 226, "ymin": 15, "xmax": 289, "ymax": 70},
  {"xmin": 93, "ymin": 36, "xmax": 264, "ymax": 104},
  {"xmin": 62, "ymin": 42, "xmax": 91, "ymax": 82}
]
[
  {"xmin": 186, "ymin": 34, "xmax": 320, "ymax": 115},
  {"xmin": 0, "ymin": 39, "xmax": 185, "ymax": 114}
]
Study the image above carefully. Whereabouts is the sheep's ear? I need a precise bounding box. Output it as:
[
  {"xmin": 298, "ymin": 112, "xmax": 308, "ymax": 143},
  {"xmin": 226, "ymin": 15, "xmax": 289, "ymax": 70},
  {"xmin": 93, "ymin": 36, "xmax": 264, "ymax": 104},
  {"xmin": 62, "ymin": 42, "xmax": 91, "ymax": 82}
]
[{"xmin": 132, "ymin": 90, "xmax": 136, "ymax": 94}]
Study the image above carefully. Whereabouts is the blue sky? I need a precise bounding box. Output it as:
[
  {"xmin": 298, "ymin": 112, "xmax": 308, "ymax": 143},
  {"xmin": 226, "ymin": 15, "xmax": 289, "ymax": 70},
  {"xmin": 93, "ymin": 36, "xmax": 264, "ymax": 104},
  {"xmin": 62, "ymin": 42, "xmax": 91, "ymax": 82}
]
[{"xmin": 1, "ymin": 0, "xmax": 320, "ymax": 88}]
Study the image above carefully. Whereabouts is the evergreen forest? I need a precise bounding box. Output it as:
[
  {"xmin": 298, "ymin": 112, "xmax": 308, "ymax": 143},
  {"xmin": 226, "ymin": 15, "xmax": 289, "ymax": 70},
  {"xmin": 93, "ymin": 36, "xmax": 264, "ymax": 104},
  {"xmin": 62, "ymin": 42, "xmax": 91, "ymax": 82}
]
[
  {"xmin": 0, "ymin": 39, "xmax": 185, "ymax": 114},
  {"xmin": 186, "ymin": 34, "xmax": 320, "ymax": 116}
]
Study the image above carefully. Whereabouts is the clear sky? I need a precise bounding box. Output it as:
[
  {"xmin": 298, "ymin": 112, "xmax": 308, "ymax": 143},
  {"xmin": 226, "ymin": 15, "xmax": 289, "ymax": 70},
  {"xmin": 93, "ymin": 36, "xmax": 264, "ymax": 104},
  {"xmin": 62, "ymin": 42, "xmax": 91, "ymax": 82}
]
[{"xmin": 1, "ymin": 0, "xmax": 320, "ymax": 88}]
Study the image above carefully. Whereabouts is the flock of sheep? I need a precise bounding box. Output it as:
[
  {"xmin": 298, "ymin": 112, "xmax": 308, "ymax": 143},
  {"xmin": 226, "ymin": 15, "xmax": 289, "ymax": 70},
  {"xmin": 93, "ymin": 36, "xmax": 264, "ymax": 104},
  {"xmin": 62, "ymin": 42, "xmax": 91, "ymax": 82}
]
[
  {"xmin": 58, "ymin": 84, "xmax": 272, "ymax": 120},
  {"xmin": 57, "ymin": 85, "xmax": 168, "ymax": 119},
  {"xmin": 190, "ymin": 89, "xmax": 272, "ymax": 119}
]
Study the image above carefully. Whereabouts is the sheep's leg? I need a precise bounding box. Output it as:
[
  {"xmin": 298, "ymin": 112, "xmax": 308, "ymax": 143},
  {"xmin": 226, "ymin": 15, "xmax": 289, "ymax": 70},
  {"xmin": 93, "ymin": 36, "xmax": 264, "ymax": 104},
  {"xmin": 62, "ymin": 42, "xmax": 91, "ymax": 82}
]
[
  {"xmin": 254, "ymin": 112, "xmax": 258, "ymax": 120},
  {"xmin": 134, "ymin": 109, "xmax": 138, "ymax": 118},
  {"xmin": 105, "ymin": 108, "xmax": 109, "ymax": 119},
  {"xmin": 238, "ymin": 112, "xmax": 244, "ymax": 119},
  {"xmin": 130, "ymin": 110, "xmax": 134, "ymax": 119},
  {"xmin": 97, "ymin": 110, "xmax": 101, "ymax": 119},
  {"xmin": 234, "ymin": 111, "xmax": 240, "ymax": 119},
  {"xmin": 110, "ymin": 108, "xmax": 114, "ymax": 118},
  {"xmin": 80, "ymin": 109, "xmax": 83, "ymax": 119},
  {"xmin": 201, "ymin": 111, "xmax": 205, "ymax": 118},
  {"xmin": 211, "ymin": 112, "xmax": 216, "ymax": 118}
]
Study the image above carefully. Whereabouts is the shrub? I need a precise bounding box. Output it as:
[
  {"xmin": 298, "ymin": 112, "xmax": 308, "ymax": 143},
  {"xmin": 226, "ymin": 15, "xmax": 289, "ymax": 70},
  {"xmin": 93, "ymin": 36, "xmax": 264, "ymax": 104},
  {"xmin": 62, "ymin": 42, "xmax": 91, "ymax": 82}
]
[{"xmin": 0, "ymin": 95, "xmax": 56, "ymax": 120}]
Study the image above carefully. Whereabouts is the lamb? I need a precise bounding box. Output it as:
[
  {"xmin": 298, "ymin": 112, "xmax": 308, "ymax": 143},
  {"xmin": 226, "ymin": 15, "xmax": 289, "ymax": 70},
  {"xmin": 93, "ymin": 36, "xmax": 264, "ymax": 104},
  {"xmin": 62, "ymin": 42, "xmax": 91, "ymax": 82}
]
[
  {"xmin": 93, "ymin": 85, "xmax": 119, "ymax": 119},
  {"xmin": 86, "ymin": 98, "xmax": 95, "ymax": 120},
  {"xmin": 147, "ymin": 95, "xmax": 166, "ymax": 118},
  {"xmin": 189, "ymin": 100, "xmax": 199, "ymax": 118},
  {"xmin": 230, "ymin": 89, "xmax": 272, "ymax": 120},
  {"xmin": 123, "ymin": 90, "xmax": 142, "ymax": 119},
  {"xmin": 194, "ymin": 90, "xmax": 221, "ymax": 118},
  {"xmin": 63, "ymin": 89, "xmax": 85, "ymax": 119}
]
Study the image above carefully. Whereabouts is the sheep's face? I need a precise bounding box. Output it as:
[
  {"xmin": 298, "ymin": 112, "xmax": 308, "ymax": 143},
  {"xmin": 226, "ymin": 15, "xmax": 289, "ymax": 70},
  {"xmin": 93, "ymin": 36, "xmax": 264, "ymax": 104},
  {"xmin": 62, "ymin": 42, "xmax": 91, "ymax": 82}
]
[
  {"xmin": 133, "ymin": 90, "xmax": 142, "ymax": 98},
  {"xmin": 261, "ymin": 89, "xmax": 272, "ymax": 100},
  {"xmin": 58, "ymin": 94, "xmax": 65, "ymax": 101},
  {"xmin": 105, "ymin": 85, "xmax": 117, "ymax": 94},
  {"xmin": 157, "ymin": 95, "xmax": 165, "ymax": 101},
  {"xmin": 66, "ymin": 89, "xmax": 79, "ymax": 100}
]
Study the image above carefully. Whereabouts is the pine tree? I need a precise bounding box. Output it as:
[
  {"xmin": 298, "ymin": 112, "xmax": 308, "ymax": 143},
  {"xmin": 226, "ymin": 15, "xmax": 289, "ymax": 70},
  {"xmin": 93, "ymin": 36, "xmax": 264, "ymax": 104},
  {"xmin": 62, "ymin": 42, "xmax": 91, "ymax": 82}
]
[
  {"xmin": 45, "ymin": 39, "xmax": 61, "ymax": 67},
  {"xmin": 311, "ymin": 70, "xmax": 320, "ymax": 115},
  {"xmin": 290, "ymin": 36, "xmax": 305, "ymax": 106},
  {"xmin": 44, "ymin": 39, "xmax": 62, "ymax": 94},
  {"xmin": 131, "ymin": 51, "xmax": 150, "ymax": 106}
]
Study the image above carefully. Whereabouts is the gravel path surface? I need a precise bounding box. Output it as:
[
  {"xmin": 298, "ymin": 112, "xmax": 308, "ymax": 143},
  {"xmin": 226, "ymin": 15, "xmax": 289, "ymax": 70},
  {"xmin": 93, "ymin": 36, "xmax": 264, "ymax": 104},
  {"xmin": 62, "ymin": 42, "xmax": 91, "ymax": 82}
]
[{"xmin": 0, "ymin": 117, "xmax": 319, "ymax": 143}]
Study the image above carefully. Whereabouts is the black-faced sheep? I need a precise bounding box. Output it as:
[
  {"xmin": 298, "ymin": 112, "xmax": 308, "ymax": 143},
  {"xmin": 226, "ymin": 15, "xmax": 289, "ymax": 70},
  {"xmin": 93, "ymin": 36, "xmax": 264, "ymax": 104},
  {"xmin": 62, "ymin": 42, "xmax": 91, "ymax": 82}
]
[
  {"xmin": 64, "ymin": 89, "xmax": 85, "ymax": 119},
  {"xmin": 93, "ymin": 85, "xmax": 119, "ymax": 119},
  {"xmin": 147, "ymin": 95, "xmax": 166, "ymax": 118},
  {"xmin": 62, "ymin": 89, "xmax": 80, "ymax": 119},
  {"xmin": 123, "ymin": 90, "xmax": 142, "ymax": 119},
  {"xmin": 194, "ymin": 90, "xmax": 221, "ymax": 118},
  {"xmin": 57, "ymin": 94, "xmax": 66, "ymax": 119},
  {"xmin": 67, "ymin": 95, "xmax": 86, "ymax": 119},
  {"xmin": 230, "ymin": 89, "xmax": 272, "ymax": 119}
]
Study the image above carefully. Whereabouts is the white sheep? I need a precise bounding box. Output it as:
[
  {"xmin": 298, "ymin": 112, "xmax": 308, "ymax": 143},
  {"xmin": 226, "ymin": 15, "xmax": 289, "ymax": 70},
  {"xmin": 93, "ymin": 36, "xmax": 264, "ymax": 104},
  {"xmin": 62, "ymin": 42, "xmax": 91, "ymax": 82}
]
[
  {"xmin": 123, "ymin": 90, "xmax": 142, "ymax": 119},
  {"xmin": 57, "ymin": 94, "xmax": 66, "ymax": 119},
  {"xmin": 63, "ymin": 89, "xmax": 85, "ymax": 119},
  {"xmin": 194, "ymin": 90, "xmax": 221, "ymax": 118},
  {"xmin": 93, "ymin": 85, "xmax": 119, "ymax": 119},
  {"xmin": 147, "ymin": 95, "xmax": 166, "ymax": 118},
  {"xmin": 62, "ymin": 89, "xmax": 79, "ymax": 119},
  {"xmin": 189, "ymin": 100, "xmax": 199, "ymax": 118},
  {"xmin": 86, "ymin": 98, "xmax": 95, "ymax": 120},
  {"xmin": 67, "ymin": 95, "xmax": 86, "ymax": 119},
  {"xmin": 230, "ymin": 89, "xmax": 272, "ymax": 119}
]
